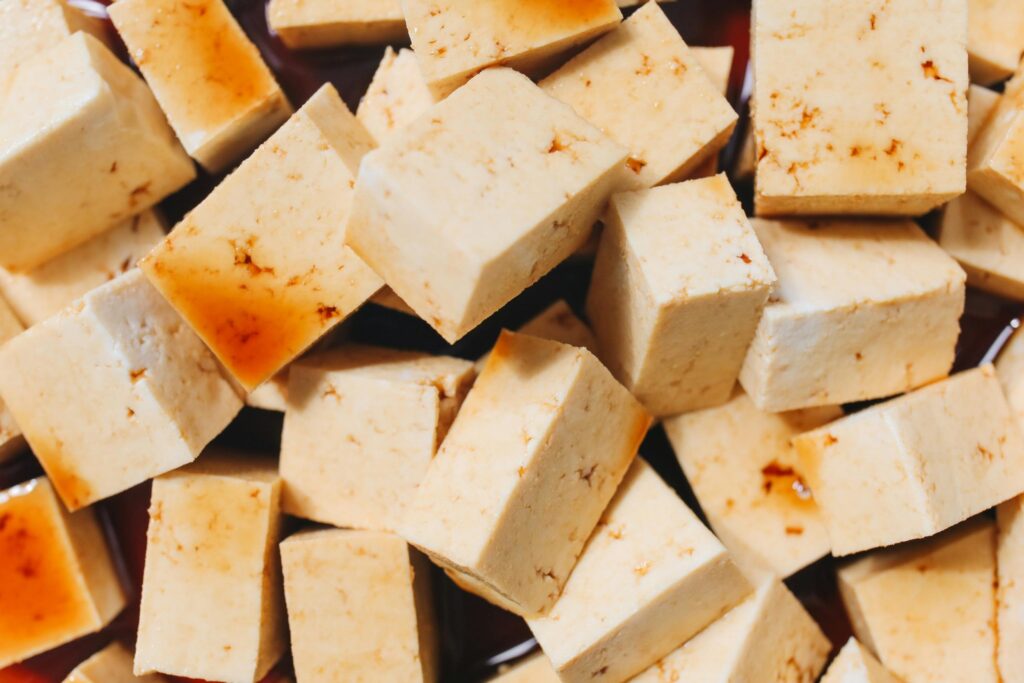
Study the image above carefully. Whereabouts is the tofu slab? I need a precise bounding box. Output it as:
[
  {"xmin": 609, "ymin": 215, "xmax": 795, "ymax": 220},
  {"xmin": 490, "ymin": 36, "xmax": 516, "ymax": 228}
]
[
  {"xmin": 0, "ymin": 0, "xmax": 109, "ymax": 74},
  {"xmin": 938, "ymin": 190, "xmax": 1024, "ymax": 300},
  {"xmin": 998, "ymin": 495, "xmax": 1024, "ymax": 683},
  {"xmin": 0, "ymin": 296, "xmax": 25, "ymax": 463},
  {"xmin": 64, "ymin": 643, "xmax": 169, "ymax": 683},
  {"xmin": 357, "ymin": 47, "xmax": 436, "ymax": 144},
  {"xmin": 968, "ymin": 67, "xmax": 1024, "ymax": 226},
  {"xmin": 967, "ymin": 0, "xmax": 1024, "ymax": 85},
  {"xmin": 821, "ymin": 638, "xmax": 902, "ymax": 683},
  {"xmin": 268, "ymin": 0, "xmax": 406, "ymax": 48}
]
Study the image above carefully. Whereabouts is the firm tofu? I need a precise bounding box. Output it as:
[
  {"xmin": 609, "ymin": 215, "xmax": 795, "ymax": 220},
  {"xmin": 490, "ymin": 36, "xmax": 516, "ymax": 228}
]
[
  {"xmin": 64, "ymin": 643, "xmax": 169, "ymax": 683},
  {"xmin": 540, "ymin": 3, "xmax": 737, "ymax": 189},
  {"xmin": 938, "ymin": 190, "xmax": 1024, "ymax": 300},
  {"xmin": 402, "ymin": 331, "xmax": 650, "ymax": 616},
  {"xmin": 820, "ymin": 638, "xmax": 902, "ymax": 683},
  {"xmin": 586, "ymin": 176, "xmax": 775, "ymax": 416},
  {"xmin": 135, "ymin": 453, "xmax": 287, "ymax": 683},
  {"xmin": 967, "ymin": 0, "xmax": 1024, "ymax": 85},
  {"xmin": 795, "ymin": 365, "xmax": 1024, "ymax": 555},
  {"xmin": 109, "ymin": 0, "xmax": 292, "ymax": 173},
  {"xmin": 968, "ymin": 67, "xmax": 1024, "ymax": 226},
  {"xmin": 141, "ymin": 84, "xmax": 382, "ymax": 391},
  {"xmin": 752, "ymin": 0, "xmax": 968, "ymax": 215},
  {"xmin": 246, "ymin": 370, "xmax": 290, "ymax": 412},
  {"xmin": 689, "ymin": 45, "xmax": 736, "ymax": 178},
  {"xmin": 0, "ymin": 478, "xmax": 126, "ymax": 668},
  {"xmin": 267, "ymin": 0, "xmax": 406, "ymax": 49},
  {"xmin": 997, "ymin": 329, "xmax": 1024, "ymax": 433},
  {"xmin": 0, "ymin": 0, "xmax": 109, "ymax": 74},
  {"xmin": 740, "ymin": 218, "xmax": 966, "ymax": 412},
  {"xmin": 838, "ymin": 517, "xmax": 998, "ymax": 683},
  {"xmin": 281, "ymin": 529, "xmax": 438, "ymax": 682},
  {"xmin": 488, "ymin": 654, "xmax": 560, "ymax": 683},
  {"xmin": 968, "ymin": 85, "xmax": 1001, "ymax": 144},
  {"xmin": 345, "ymin": 68, "xmax": 627, "ymax": 343},
  {"xmin": 357, "ymin": 47, "xmax": 436, "ymax": 144},
  {"xmin": 0, "ymin": 33, "xmax": 194, "ymax": 272},
  {"xmin": 0, "ymin": 295, "xmax": 25, "ymax": 463},
  {"xmin": 403, "ymin": 0, "xmax": 623, "ymax": 98},
  {"xmin": 0, "ymin": 270, "xmax": 243, "ymax": 510},
  {"xmin": 664, "ymin": 387, "xmax": 840, "ymax": 581},
  {"xmin": 998, "ymin": 495, "xmax": 1024, "ymax": 683}
]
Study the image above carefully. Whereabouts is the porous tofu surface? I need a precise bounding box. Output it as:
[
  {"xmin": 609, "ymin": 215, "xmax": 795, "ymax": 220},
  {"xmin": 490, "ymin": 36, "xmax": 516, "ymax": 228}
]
[
  {"xmin": 64, "ymin": 643, "xmax": 169, "ymax": 683},
  {"xmin": 968, "ymin": 85, "xmax": 1000, "ymax": 144},
  {"xmin": 939, "ymin": 191, "xmax": 1024, "ymax": 300},
  {"xmin": 267, "ymin": 0, "xmax": 406, "ymax": 48},
  {"xmin": 0, "ymin": 0, "xmax": 109, "ymax": 74},
  {"xmin": 356, "ymin": 47, "xmax": 436, "ymax": 144},
  {"xmin": 821, "ymin": 638, "xmax": 902, "ymax": 683},
  {"xmin": 998, "ymin": 495, "xmax": 1024, "ymax": 683}
]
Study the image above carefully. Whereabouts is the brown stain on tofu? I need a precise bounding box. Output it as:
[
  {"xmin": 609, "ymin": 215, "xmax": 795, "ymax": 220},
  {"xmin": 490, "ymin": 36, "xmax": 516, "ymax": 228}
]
[
  {"xmin": 761, "ymin": 460, "xmax": 815, "ymax": 509},
  {"xmin": 28, "ymin": 437, "xmax": 93, "ymax": 511},
  {"xmin": 497, "ymin": 0, "xmax": 618, "ymax": 35}
]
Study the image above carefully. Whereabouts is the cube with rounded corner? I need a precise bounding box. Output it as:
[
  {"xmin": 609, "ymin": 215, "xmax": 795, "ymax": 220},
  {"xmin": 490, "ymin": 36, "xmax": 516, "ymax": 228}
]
[
  {"xmin": 268, "ymin": 0, "xmax": 406, "ymax": 49},
  {"xmin": 356, "ymin": 47, "xmax": 436, "ymax": 144},
  {"xmin": 821, "ymin": 638, "xmax": 901, "ymax": 683},
  {"xmin": 0, "ymin": 0, "xmax": 110, "ymax": 74},
  {"xmin": 939, "ymin": 191, "xmax": 1024, "ymax": 300},
  {"xmin": 998, "ymin": 495, "xmax": 1024, "ymax": 683},
  {"xmin": 64, "ymin": 642, "xmax": 169, "ymax": 683}
]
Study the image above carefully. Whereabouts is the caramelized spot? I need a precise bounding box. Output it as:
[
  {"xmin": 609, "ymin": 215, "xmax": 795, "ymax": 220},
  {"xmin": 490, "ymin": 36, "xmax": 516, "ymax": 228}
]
[
  {"xmin": 626, "ymin": 156, "xmax": 647, "ymax": 174},
  {"xmin": 491, "ymin": 0, "xmax": 618, "ymax": 38},
  {"xmin": 130, "ymin": 368, "xmax": 147, "ymax": 383},
  {"xmin": 761, "ymin": 460, "xmax": 814, "ymax": 508},
  {"xmin": 921, "ymin": 60, "xmax": 952, "ymax": 83},
  {"xmin": 739, "ymin": 253, "xmax": 752, "ymax": 264},
  {"xmin": 785, "ymin": 525, "xmax": 805, "ymax": 535}
]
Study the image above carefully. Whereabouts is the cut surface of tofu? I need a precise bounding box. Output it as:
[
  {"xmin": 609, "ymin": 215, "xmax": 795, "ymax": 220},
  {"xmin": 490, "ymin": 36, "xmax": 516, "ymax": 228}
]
[
  {"xmin": 968, "ymin": 67, "xmax": 1024, "ymax": 227},
  {"xmin": 998, "ymin": 495, "xmax": 1024, "ymax": 683},
  {"xmin": 939, "ymin": 190, "xmax": 1024, "ymax": 300},
  {"xmin": 968, "ymin": 85, "xmax": 1001, "ymax": 145},
  {"xmin": 476, "ymin": 300, "xmax": 597, "ymax": 373},
  {"xmin": 268, "ymin": 0, "xmax": 406, "ymax": 48},
  {"xmin": 245, "ymin": 370, "xmax": 290, "ymax": 412},
  {"xmin": 0, "ymin": 0, "xmax": 110, "ymax": 74},
  {"xmin": 0, "ymin": 295, "xmax": 25, "ymax": 463},
  {"xmin": 64, "ymin": 642, "xmax": 169, "ymax": 683},
  {"xmin": 357, "ymin": 47, "xmax": 436, "ymax": 144},
  {"xmin": 820, "ymin": 638, "xmax": 901, "ymax": 683},
  {"xmin": 998, "ymin": 330, "xmax": 1024, "ymax": 434},
  {"xmin": 967, "ymin": 0, "xmax": 1024, "ymax": 84}
]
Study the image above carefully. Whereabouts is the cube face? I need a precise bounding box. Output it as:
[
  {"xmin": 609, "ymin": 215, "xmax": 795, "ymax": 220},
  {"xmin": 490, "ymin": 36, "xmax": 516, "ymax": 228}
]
[
  {"xmin": 939, "ymin": 191, "xmax": 1024, "ymax": 301},
  {"xmin": 968, "ymin": 85, "xmax": 1000, "ymax": 144},
  {"xmin": 356, "ymin": 47, "xmax": 436, "ymax": 144},
  {"xmin": 489, "ymin": 655, "xmax": 560, "ymax": 682},
  {"xmin": 967, "ymin": 0, "xmax": 1024, "ymax": 84},
  {"xmin": 997, "ymin": 330, "xmax": 1024, "ymax": 435},
  {"xmin": 753, "ymin": 0, "xmax": 967, "ymax": 215},
  {"xmin": 65, "ymin": 643, "xmax": 169, "ymax": 683},
  {"xmin": 968, "ymin": 105, "xmax": 1024, "ymax": 227},
  {"xmin": 821, "ymin": 639, "xmax": 901, "ymax": 683},
  {"xmin": 998, "ymin": 497, "xmax": 1024, "ymax": 683},
  {"xmin": 268, "ymin": 0, "xmax": 406, "ymax": 48},
  {"xmin": 0, "ymin": 0, "xmax": 109, "ymax": 73}
]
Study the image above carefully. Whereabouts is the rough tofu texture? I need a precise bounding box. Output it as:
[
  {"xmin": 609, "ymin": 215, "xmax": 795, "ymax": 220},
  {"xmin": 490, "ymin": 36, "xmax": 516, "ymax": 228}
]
[
  {"xmin": 135, "ymin": 454, "xmax": 286, "ymax": 683},
  {"xmin": 109, "ymin": 0, "xmax": 292, "ymax": 173},
  {"xmin": 0, "ymin": 478, "xmax": 126, "ymax": 668},
  {"xmin": 403, "ymin": 0, "xmax": 623, "ymax": 98},
  {"xmin": 0, "ymin": 270, "xmax": 242, "ymax": 510},
  {"xmin": 740, "ymin": 218, "xmax": 966, "ymax": 412},
  {"xmin": 357, "ymin": 47, "xmax": 436, "ymax": 144},
  {"xmin": 526, "ymin": 459, "xmax": 751, "ymax": 683},
  {"xmin": 664, "ymin": 387, "xmax": 840, "ymax": 581},
  {"xmin": 141, "ymin": 84, "xmax": 382, "ymax": 391},
  {"xmin": 968, "ymin": 85, "xmax": 1000, "ymax": 145},
  {"xmin": 968, "ymin": 68, "xmax": 1024, "ymax": 226},
  {"xmin": 796, "ymin": 366, "xmax": 1024, "ymax": 555},
  {"xmin": 0, "ymin": 296, "xmax": 25, "ymax": 463},
  {"xmin": 587, "ymin": 176, "xmax": 775, "ymax": 416},
  {"xmin": 967, "ymin": 0, "xmax": 1024, "ymax": 84},
  {"xmin": 402, "ymin": 331, "xmax": 650, "ymax": 617},
  {"xmin": 346, "ymin": 68, "xmax": 627, "ymax": 343},
  {"xmin": 821, "ymin": 638, "xmax": 902, "ymax": 683},
  {"xmin": 268, "ymin": 0, "xmax": 406, "ymax": 48},
  {"xmin": 0, "ymin": 33, "xmax": 194, "ymax": 272},
  {"xmin": 281, "ymin": 345, "xmax": 475, "ymax": 532},
  {"xmin": 752, "ymin": 0, "xmax": 968, "ymax": 215},
  {"xmin": 64, "ymin": 643, "xmax": 169, "ymax": 683},
  {"xmin": 540, "ymin": 3, "xmax": 737, "ymax": 189},
  {"xmin": 939, "ymin": 191, "xmax": 1024, "ymax": 300},
  {"xmin": 0, "ymin": 0, "xmax": 110, "ymax": 74},
  {"xmin": 838, "ymin": 517, "xmax": 998, "ymax": 683},
  {"xmin": 998, "ymin": 495, "xmax": 1024, "ymax": 683},
  {"xmin": 998, "ymin": 330, "xmax": 1024, "ymax": 435},
  {"xmin": 281, "ymin": 529, "xmax": 438, "ymax": 683}
]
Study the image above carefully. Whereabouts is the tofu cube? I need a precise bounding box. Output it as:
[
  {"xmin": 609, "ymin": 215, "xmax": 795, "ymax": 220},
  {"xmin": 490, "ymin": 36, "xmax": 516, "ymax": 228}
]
[
  {"xmin": 476, "ymin": 299, "xmax": 597, "ymax": 373},
  {"xmin": 109, "ymin": 0, "xmax": 293, "ymax": 173},
  {"xmin": 141, "ymin": 84, "xmax": 383, "ymax": 391},
  {"xmin": 0, "ymin": 270, "xmax": 243, "ymax": 510},
  {"xmin": 740, "ymin": 218, "xmax": 966, "ymax": 412},
  {"xmin": 0, "ymin": 477, "xmax": 126, "ymax": 668},
  {"xmin": 267, "ymin": 0, "xmax": 406, "ymax": 49},
  {"xmin": 689, "ymin": 45, "xmax": 736, "ymax": 178},
  {"xmin": 997, "ymin": 330, "xmax": 1024, "ymax": 433},
  {"xmin": 0, "ymin": 296, "xmax": 25, "ymax": 463},
  {"xmin": 64, "ymin": 643, "xmax": 169, "ymax": 683},
  {"xmin": 356, "ymin": 47, "xmax": 436, "ymax": 144},
  {"xmin": 345, "ymin": 68, "xmax": 627, "ymax": 343},
  {"xmin": 821, "ymin": 638, "xmax": 902, "ymax": 683},
  {"xmin": 968, "ymin": 70, "xmax": 1024, "ymax": 227},
  {"xmin": 939, "ymin": 191, "xmax": 1024, "ymax": 300},
  {"xmin": 281, "ymin": 529, "xmax": 438, "ymax": 682},
  {"xmin": 998, "ymin": 495, "xmax": 1024, "ymax": 683},
  {"xmin": 795, "ymin": 366, "xmax": 1024, "ymax": 555},
  {"xmin": 0, "ymin": 0, "xmax": 110, "ymax": 74},
  {"xmin": 0, "ymin": 33, "xmax": 195, "ymax": 272},
  {"xmin": 752, "ymin": 0, "xmax": 968, "ymax": 215},
  {"xmin": 526, "ymin": 459, "xmax": 751, "ymax": 683},
  {"xmin": 586, "ymin": 176, "xmax": 776, "ymax": 416},
  {"xmin": 135, "ymin": 453, "xmax": 287, "ymax": 683},
  {"xmin": 967, "ymin": 0, "xmax": 1024, "ymax": 85},
  {"xmin": 401, "ymin": 331, "xmax": 650, "ymax": 616},
  {"xmin": 969, "ymin": 85, "xmax": 1001, "ymax": 145},
  {"xmin": 246, "ymin": 370, "xmax": 290, "ymax": 412},
  {"xmin": 489, "ymin": 654, "xmax": 560, "ymax": 682}
]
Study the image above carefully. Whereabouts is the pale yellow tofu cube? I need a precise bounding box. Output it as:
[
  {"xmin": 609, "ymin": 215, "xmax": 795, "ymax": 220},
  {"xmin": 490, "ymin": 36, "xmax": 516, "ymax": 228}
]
[
  {"xmin": 476, "ymin": 299, "xmax": 597, "ymax": 373},
  {"xmin": 998, "ymin": 495, "xmax": 1024, "ymax": 683},
  {"xmin": 969, "ymin": 85, "xmax": 1001, "ymax": 144},
  {"xmin": 998, "ymin": 330, "xmax": 1024, "ymax": 433},
  {"xmin": 64, "ymin": 643, "xmax": 169, "ymax": 683},
  {"xmin": 0, "ymin": 295, "xmax": 25, "ymax": 463},
  {"xmin": 688, "ymin": 45, "xmax": 736, "ymax": 178},
  {"xmin": 246, "ymin": 370, "xmax": 290, "ymax": 412},
  {"xmin": 939, "ymin": 191, "xmax": 1024, "ymax": 300},
  {"xmin": 821, "ymin": 638, "xmax": 902, "ymax": 683},
  {"xmin": 0, "ymin": 0, "xmax": 109, "ymax": 74},
  {"xmin": 967, "ymin": 0, "xmax": 1024, "ymax": 85},
  {"xmin": 268, "ymin": 0, "xmax": 406, "ymax": 49},
  {"xmin": 357, "ymin": 47, "xmax": 436, "ymax": 144},
  {"xmin": 968, "ymin": 68, "xmax": 1024, "ymax": 226}
]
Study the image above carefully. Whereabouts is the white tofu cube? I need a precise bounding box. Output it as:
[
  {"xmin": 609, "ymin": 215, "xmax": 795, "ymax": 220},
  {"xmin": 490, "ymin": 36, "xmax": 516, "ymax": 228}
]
[
  {"xmin": 968, "ymin": 68, "xmax": 1024, "ymax": 227},
  {"xmin": 998, "ymin": 495, "xmax": 1024, "ymax": 683},
  {"xmin": 969, "ymin": 85, "xmax": 1001, "ymax": 145},
  {"xmin": 939, "ymin": 191, "xmax": 1024, "ymax": 300},
  {"xmin": 64, "ymin": 643, "xmax": 169, "ymax": 683},
  {"xmin": 967, "ymin": 0, "xmax": 1024, "ymax": 84},
  {"xmin": 821, "ymin": 638, "xmax": 902, "ymax": 683},
  {"xmin": 0, "ymin": 0, "xmax": 110, "ymax": 74},
  {"xmin": 268, "ymin": 0, "xmax": 406, "ymax": 49},
  {"xmin": 357, "ymin": 47, "xmax": 436, "ymax": 144}
]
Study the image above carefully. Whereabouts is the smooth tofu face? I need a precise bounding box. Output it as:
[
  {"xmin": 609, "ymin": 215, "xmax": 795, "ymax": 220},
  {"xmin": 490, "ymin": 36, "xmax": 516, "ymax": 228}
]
[
  {"xmin": 968, "ymin": 85, "xmax": 1000, "ymax": 145},
  {"xmin": 587, "ymin": 176, "xmax": 775, "ymax": 416},
  {"xmin": 753, "ymin": 0, "xmax": 967, "ymax": 215},
  {"xmin": 0, "ymin": 296, "xmax": 25, "ymax": 463},
  {"xmin": 0, "ymin": 478, "xmax": 126, "ymax": 668},
  {"xmin": 541, "ymin": 3, "xmax": 737, "ymax": 188},
  {"xmin": 281, "ymin": 529, "xmax": 437, "ymax": 682},
  {"xmin": 998, "ymin": 496, "xmax": 1024, "ymax": 683},
  {"xmin": 0, "ymin": 0, "xmax": 109, "ymax": 74},
  {"xmin": 692, "ymin": 45, "xmax": 734, "ymax": 96},
  {"xmin": 967, "ymin": 0, "xmax": 1024, "ymax": 84},
  {"xmin": 356, "ymin": 47, "xmax": 436, "ymax": 144},
  {"xmin": 968, "ymin": 78, "xmax": 1024, "ymax": 227},
  {"xmin": 939, "ymin": 191, "xmax": 1024, "ymax": 301},
  {"xmin": 345, "ymin": 68, "xmax": 628, "ymax": 343},
  {"xmin": 489, "ymin": 654, "xmax": 561, "ymax": 682},
  {"xmin": 141, "ymin": 85, "xmax": 382, "ymax": 391},
  {"xmin": 821, "ymin": 638, "xmax": 901, "ymax": 683},
  {"xmin": 65, "ymin": 643, "xmax": 169, "ymax": 683},
  {"xmin": 403, "ymin": 0, "xmax": 623, "ymax": 97},
  {"xmin": 527, "ymin": 460, "xmax": 751, "ymax": 683},
  {"xmin": 997, "ymin": 330, "xmax": 1024, "ymax": 434},
  {"xmin": 267, "ymin": 0, "xmax": 406, "ymax": 48},
  {"xmin": 109, "ymin": 0, "xmax": 292, "ymax": 172},
  {"xmin": 740, "ymin": 219, "xmax": 966, "ymax": 412},
  {"xmin": 476, "ymin": 299, "xmax": 598, "ymax": 373}
]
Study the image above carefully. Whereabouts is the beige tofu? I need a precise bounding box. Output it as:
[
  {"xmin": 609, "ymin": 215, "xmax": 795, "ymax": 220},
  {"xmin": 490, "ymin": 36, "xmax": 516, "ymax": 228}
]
[
  {"xmin": 664, "ymin": 387, "xmax": 840, "ymax": 581},
  {"xmin": 346, "ymin": 68, "xmax": 627, "ymax": 343},
  {"xmin": 969, "ymin": 85, "xmax": 1001, "ymax": 145},
  {"xmin": 540, "ymin": 3, "xmax": 737, "ymax": 189},
  {"xmin": 998, "ymin": 495, "xmax": 1024, "ymax": 683},
  {"xmin": 141, "ymin": 84, "xmax": 382, "ymax": 391},
  {"xmin": 268, "ymin": 0, "xmax": 406, "ymax": 49},
  {"xmin": 476, "ymin": 300, "xmax": 597, "ymax": 373},
  {"xmin": 109, "ymin": 0, "xmax": 292, "ymax": 173},
  {"xmin": 403, "ymin": 0, "xmax": 622, "ymax": 98},
  {"xmin": 821, "ymin": 638, "xmax": 902, "ymax": 683},
  {"xmin": 64, "ymin": 643, "xmax": 169, "ymax": 683},
  {"xmin": 587, "ymin": 176, "xmax": 775, "ymax": 416},
  {"xmin": 0, "ymin": 478, "xmax": 126, "ymax": 668},
  {"xmin": 246, "ymin": 370, "xmax": 290, "ymax": 412},
  {"xmin": 281, "ymin": 528, "xmax": 437, "ymax": 683},
  {"xmin": 753, "ymin": 0, "xmax": 968, "ymax": 216},
  {"xmin": 488, "ymin": 654, "xmax": 560, "ymax": 682},
  {"xmin": 689, "ymin": 45, "xmax": 735, "ymax": 178},
  {"xmin": 616, "ymin": 0, "xmax": 675, "ymax": 6},
  {"xmin": 938, "ymin": 190, "xmax": 1024, "ymax": 300},
  {"xmin": 357, "ymin": 47, "xmax": 436, "ymax": 144},
  {"xmin": 967, "ymin": 0, "xmax": 1024, "ymax": 85},
  {"xmin": 998, "ymin": 330, "xmax": 1024, "ymax": 433},
  {"xmin": 368, "ymin": 286, "xmax": 418, "ymax": 315},
  {"xmin": 0, "ymin": 295, "xmax": 25, "ymax": 463},
  {"xmin": 0, "ymin": 33, "xmax": 194, "ymax": 272},
  {"xmin": 795, "ymin": 366, "xmax": 1024, "ymax": 556},
  {"xmin": 968, "ymin": 66, "xmax": 1024, "ymax": 226},
  {"xmin": 838, "ymin": 517, "xmax": 998, "ymax": 683},
  {"xmin": 135, "ymin": 453, "xmax": 286, "ymax": 683},
  {"xmin": 402, "ymin": 331, "xmax": 650, "ymax": 616},
  {"xmin": 526, "ymin": 459, "xmax": 750, "ymax": 683},
  {"xmin": 0, "ymin": 0, "xmax": 109, "ymax": 75},
  {"xmin": 740, "ymin": 218, "xmax": 966, "ymax": 412}
]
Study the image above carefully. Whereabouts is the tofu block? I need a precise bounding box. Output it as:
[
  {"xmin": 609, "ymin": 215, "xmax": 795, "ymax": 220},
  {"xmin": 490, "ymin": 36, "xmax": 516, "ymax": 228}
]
[
  {"xmin": 0, "ymin": 33, "xmax": 195, "ymax": 272},
  {"xmin": 967, "ymin": 0, "xmax": 1024, "ymax": 84},
  {"xmin": 141, "ymin": 84, "xmax": 382, "ymax": 391},
  {"xmin": 998, "ymin": 495, "xmax": 1024, "ymax": 683},
  {"xmin": 346, "ymin": 68, "xmax": 627, "ymax": 343},
  {"xmin": 369, "ymin": 286, "xmax": 417, "ymax": 315},
  {"xmin": 821, "ymin": 638, "xmax": 902, "ymax": 683},
  {"xmin": 0, "ymin": 478, "xmax": 126, "ymax": 668},
  {"xmin": 476, "ymin": 300, "xmax": 597, "ymax": 372},
  {"xmin": 998, "ymin": 330, "xmax": 1024, "ymax": 433},
  {"xmin": 740, "ymin": 218, "xmax": 966, "ymax": 412},
  {"xmin": 586, "ymin": 176, "xmax": 775, "ymax": 416},
  {"xmin": 0, "ymin": 270, "xmax": 242, "ymax": 510},
  {"xmin": 752, "ymin": 0, "xmax": 968, "ymax": 215},
  {"xmin": 795, "ymin": 365, "xmax": 1024, "ymax": 555},
  {"xmin": 135, "ymin": 454, "xmax": 286, "ymax": 683},
  {"xmin": 526, "ymin": 459, "xmax": 751, "ymax": 683},
  {"xmin": 664, "ymin": 387, "xmax": 840, "ymax": 581},
  {"xmin": 838, "ymin": 517, "xmax": 998, "ymax": 683},
  {"xmin": 0, "ymin": 0, "xmax": 109, "ymax": 74},
  {"xmin": 939, "ymin": 190, "xmax": 1024, "ymax": 300},
  {"xmin": 246, "ymin": 370, "xmax": 290, "ymax": 412},
  {"xmin": 0, "ymin": 295, "xmax": 25, "ymax": 463},
  {"xmin": 281, "ymin": 529, "xmax": 437, "ymax": 682},
  {"xmin": 64, "ymin": 643, "xmax": 169, "ymax": 683},
  {"xmin": 689, "ymin": 45, "xmax": 735, "ymax": 178},
  {"xmin": 109, "ymin": 0, "xmax": 292, "ymax": 173},
  {"xmin": 268, "ymin": 0, "xmax": 406, "ymax": 49},
  {"xmin": 357, "ymin": 47, "xmax": 435, "ymax": 144},
  {"xmin": 540, "ymin": 3, "xmax": 737, "ymax": 189},
  {"xmin": 489, "ymin": 654, "xmax": 560, "ymax": 682},
  {"xmin": 969, "ymin": 85, "xmax": 1001, "ymax": 144},
  {"xmin": 403, "ymin": 0, "xmax": 623, "ymax": 98},
  {"xmin": 281, "ymin": 345, "xmax": 475, "ymax": 531},
  {"xmin": 402, "ymin": 331, "xmax": 650, "ymax": 616},
  {"xmin": 968, "ymin": 68, "xmax": 1024, "ymax": 226}
]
